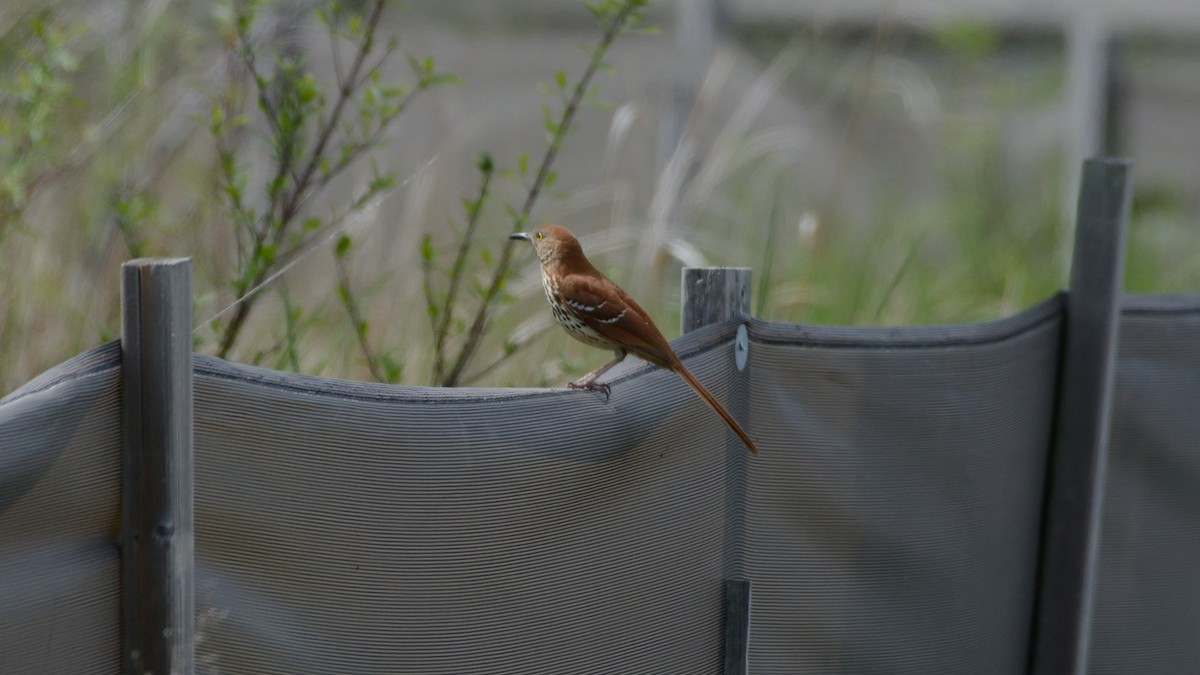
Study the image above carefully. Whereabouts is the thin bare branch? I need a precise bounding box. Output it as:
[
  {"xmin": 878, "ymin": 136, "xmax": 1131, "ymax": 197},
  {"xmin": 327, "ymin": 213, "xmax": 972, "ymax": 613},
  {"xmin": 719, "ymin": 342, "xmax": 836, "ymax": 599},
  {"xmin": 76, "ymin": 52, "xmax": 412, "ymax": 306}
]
[
  {"xmin": 335, "ymin": 253, "xmax": 391, "ymax": 382},
  {"xmin": 440, "ymin": 1, "xmax": 642, "ymax": 386},
  {"xmin": 431, "ymin": 160, "xmax": 493, "ymax": 380},
  {"xmin": 277, "ymin": 0, "xmax": 386, "ymax": 229}
]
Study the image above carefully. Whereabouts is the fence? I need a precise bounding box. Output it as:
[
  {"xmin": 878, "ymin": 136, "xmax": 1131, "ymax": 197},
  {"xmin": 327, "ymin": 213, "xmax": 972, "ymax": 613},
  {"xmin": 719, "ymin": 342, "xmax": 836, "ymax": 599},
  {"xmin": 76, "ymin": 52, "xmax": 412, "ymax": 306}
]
[{"xmin": 1, "ymin": 157, "xmax": 1198, "ymax": 674}]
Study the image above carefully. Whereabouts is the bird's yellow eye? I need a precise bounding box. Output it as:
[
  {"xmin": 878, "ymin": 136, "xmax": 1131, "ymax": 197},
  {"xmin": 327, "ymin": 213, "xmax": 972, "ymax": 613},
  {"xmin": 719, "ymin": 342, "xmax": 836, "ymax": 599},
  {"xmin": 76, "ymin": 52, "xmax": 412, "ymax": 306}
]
[{"xmin": 536, "ymin": 232, "xmax": 544, "ymax": 240}]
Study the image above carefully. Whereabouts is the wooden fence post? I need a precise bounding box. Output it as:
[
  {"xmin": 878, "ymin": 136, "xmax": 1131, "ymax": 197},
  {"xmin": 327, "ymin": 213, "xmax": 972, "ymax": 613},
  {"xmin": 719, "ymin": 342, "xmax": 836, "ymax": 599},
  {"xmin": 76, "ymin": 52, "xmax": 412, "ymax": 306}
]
[
  {"xmin": 681, "ymin": 267, "xmax": 751, "ymax": 335},
  {"xmin": 682, "ymin": 266, "xmax": 752, "ymax": 675},
  {"xmin": 1031, "ymin": 158, "xmax": 1131, "ymax": 675},
  {"xmin": 121, "ymin": 258, "xmax": 195, "ymax": 675}
]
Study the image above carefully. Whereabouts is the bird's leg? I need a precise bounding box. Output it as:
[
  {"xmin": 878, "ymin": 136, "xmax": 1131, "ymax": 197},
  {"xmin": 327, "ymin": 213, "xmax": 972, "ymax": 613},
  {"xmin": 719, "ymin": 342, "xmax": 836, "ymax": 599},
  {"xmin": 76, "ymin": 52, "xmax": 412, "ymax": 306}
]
[{"xmin": 568, "ymin": 349, "xmax": 626, "ymax": 399}]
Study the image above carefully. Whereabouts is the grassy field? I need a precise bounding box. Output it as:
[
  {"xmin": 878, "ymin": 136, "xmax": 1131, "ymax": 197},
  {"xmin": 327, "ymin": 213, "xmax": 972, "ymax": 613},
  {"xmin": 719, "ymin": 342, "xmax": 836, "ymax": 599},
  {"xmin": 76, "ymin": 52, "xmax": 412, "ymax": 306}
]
[{"xmin": 1, "ymin": 1, "xmax": 1197, "ymax": 395}]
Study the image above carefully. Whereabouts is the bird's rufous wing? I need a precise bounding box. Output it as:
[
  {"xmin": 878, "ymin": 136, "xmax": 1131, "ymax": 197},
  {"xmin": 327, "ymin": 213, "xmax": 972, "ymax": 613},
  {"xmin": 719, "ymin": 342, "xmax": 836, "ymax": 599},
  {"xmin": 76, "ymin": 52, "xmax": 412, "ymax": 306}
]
[{"xmin": 558, "ymin": 273, "xmax": 675, "ymax": 368}]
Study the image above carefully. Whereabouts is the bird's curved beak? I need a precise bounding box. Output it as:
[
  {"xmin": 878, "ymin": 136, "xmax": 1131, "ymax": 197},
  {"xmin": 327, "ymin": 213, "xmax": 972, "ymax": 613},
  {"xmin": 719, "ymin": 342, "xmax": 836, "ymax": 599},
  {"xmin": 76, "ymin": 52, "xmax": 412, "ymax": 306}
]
[{"xmin": 509, "ymin": 232, "xmax": 531, "ymax": 242}]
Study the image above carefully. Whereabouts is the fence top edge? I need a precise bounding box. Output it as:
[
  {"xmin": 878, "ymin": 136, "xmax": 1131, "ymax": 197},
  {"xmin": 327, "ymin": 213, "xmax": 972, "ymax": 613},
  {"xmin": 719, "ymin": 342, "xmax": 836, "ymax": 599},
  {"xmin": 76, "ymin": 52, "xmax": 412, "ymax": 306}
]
[
  {"xmin": 0, "ymin": 340, "xmax": 122, "ymax": 406},
  {"xmin": 750, "ymin": 292, "xmax": 1066, "ymax": 349}
]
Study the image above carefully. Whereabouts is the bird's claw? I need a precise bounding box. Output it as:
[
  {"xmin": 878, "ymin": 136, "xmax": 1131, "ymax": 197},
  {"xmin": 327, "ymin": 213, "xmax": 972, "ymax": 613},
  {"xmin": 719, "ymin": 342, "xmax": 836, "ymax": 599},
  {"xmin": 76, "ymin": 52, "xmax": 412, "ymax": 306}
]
[{"xmin": 567, "ymin": 379, "xmax": 611, "ymax": 402}]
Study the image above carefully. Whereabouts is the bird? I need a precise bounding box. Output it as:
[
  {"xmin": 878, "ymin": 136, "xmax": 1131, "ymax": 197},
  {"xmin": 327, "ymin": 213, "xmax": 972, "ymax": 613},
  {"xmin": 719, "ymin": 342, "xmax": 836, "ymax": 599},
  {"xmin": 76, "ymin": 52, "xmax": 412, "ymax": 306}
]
[{"xmin": 510, "ymin": 224, "xmax": 759, "ymax": 455}]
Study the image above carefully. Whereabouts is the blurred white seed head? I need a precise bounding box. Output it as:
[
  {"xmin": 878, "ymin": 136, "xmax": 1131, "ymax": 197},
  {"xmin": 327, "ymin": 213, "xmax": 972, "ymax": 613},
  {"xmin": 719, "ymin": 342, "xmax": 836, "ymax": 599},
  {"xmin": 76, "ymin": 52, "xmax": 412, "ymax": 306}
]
[
  {"xmin": 604, "ymin": 103, "xmax": 637, "ymax": 168},
  {"xmin": 798, "ymin": 211, "xmax": 819, "ymax": 244}
]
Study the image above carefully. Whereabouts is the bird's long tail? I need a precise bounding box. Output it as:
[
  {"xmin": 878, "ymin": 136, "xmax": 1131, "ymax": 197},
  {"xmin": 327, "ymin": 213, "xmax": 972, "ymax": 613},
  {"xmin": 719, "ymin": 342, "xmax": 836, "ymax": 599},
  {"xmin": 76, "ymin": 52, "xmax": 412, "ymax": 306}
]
[{"xmin": 671, "ymin": 361, "xmax": 759, "ymax": 455}]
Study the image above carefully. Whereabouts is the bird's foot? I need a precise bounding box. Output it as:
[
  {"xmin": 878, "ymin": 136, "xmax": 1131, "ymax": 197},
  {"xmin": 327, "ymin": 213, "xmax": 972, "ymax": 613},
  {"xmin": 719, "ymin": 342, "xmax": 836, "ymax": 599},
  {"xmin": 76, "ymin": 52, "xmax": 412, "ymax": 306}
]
[{"xmin": 567, "ymin": 379, "xmax": 611, "ymax": 402}]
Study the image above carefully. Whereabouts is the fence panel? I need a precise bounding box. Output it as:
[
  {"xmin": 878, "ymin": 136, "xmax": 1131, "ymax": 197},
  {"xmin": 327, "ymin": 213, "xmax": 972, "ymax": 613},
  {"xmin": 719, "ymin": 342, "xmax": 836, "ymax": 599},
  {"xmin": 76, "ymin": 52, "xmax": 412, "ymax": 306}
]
[
  {"xmin": 742, "ymin": 300, "xmax": 1063, "ymax": 673},
  {"xmin": 189, "ymin": 326, "xmax": 745, "ymax": 674},
  {"xmin": 3, "ymin": 294, "xmax": 1200, "ymax": 673},
  {"xmin": 0, "ymin": 342, "xmax": 123, "ymax": 673},
  {"xmin": 1090, "ymin": 295, "xmax": 1200, "ymax": 673}
]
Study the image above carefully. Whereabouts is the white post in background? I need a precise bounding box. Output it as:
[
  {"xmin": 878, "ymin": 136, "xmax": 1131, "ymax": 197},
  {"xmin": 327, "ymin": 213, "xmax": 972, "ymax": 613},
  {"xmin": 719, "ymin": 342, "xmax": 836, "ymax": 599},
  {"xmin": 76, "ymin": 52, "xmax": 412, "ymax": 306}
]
[
  {"xmin": 1062, "ymin": 15, "xmax": 1112, "ymax": 269},
  {"xmin": 660, "ymin": 0, "xmax": 720, "ymax": 174}
]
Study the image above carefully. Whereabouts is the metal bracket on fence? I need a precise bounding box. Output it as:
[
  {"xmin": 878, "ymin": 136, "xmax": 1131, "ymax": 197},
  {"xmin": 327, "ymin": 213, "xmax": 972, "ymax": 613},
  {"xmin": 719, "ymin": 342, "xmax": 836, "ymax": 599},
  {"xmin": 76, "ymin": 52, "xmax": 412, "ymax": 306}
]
[
  {"xmin": 121, "ymin": 257, "xmax": 195, "ymax": 675},
  {"xmin": 723, "ymin": 579, "xmax": 752, "ymax": 675},
  {"xmin": 1030, "ymin": 157, "xmax": 1131, "ymax": 675},
  {"xmin": 734, "ymin": 325, "xmax": 749, "ymax": 371}
]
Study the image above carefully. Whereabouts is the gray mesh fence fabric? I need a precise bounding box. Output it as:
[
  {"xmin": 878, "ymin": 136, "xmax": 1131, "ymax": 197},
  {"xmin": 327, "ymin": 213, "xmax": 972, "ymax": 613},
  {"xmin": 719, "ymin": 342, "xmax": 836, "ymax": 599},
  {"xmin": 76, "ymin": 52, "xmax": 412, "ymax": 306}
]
[
  {"xmin": 1090, "ymin": 295, "xmax": 1200, "ymax": 673},
  {"xmin": 743, "ymin": 298, "xmax": 1062, "ymax": 674},
  {"xmin": 1, "ymin": 294, "xmax": 1198, "ymax": 673},
  {"xmin": 190, "ymin": 325, "xmax": 741, "ymax": 674},
  {"xmin": 0, "ymin": 341, "xmax": 122, "ymax": 674}
]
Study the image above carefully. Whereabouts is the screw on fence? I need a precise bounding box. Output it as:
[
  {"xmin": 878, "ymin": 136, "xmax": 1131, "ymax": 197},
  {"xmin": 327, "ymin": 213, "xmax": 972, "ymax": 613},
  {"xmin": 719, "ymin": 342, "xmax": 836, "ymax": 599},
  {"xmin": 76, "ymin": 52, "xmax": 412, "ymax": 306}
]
[
  {"xmin": 1031, "ymin": 157, "xmax": 1131, "ymax": 675},
  {"xmin": 121, "ymin": 258, "xmax": 195, "ymax": 675},
  {"xmin": 681, "ymin": 266, "xmax": 753, "ymax": 674}
]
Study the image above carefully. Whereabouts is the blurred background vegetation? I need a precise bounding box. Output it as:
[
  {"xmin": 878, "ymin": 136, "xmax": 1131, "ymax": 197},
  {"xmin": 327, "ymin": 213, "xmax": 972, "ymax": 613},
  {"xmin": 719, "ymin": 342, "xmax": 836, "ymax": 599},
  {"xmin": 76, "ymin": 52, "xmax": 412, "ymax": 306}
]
[{"xmin": 1, "ymin": 0, "xmax": 1198, "ymax": 394}]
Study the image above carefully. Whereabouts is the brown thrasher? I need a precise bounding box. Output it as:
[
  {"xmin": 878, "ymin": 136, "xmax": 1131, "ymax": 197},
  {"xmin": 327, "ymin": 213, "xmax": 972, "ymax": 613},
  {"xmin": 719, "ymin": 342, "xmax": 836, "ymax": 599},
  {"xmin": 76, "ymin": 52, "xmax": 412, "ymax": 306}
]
[{"xmin": 511, "ymin": 224, "xmax": 759, "ymax": 455}]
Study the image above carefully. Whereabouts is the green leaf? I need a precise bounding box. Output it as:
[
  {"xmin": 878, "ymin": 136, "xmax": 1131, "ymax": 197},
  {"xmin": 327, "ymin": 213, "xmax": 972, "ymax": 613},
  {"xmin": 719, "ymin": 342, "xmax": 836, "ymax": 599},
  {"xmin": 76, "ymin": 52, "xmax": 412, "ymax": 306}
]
[
  {"xmin": 420, "ymin": 233, "xmax": 435, "ymax": 262},
  {"xmin": 476, "ymin": 152, "xmax": 494, "ymax": 174},
  {"xmin": 237, "ymin": 7, "xmax": 255, "ymax": 33},
  {"xmin": 267, "ymin": 175, "xmax": 287, "ymax": 199},
  {"xmin": 369, "ymin": 172, "xmax": 396, "ymax": 191},
  {"xmin": 554, "ymin": 68, "xmax": 567, "ymax": 90},
  {"xmin": 302, "ymin": 217, "xmax": 321, "ymax": 231},
  {"xmin": 517, "ymin": 152, "xmax": 528, "ymax": 175},
  {"xmin": 335, "ymin": 234, "xmax": 353, "ymax": 257},
  {"xmin": 297, "ymin": 72, "xmax": 320, "ymax": 103},
  {"xmin": 381, "ymin": 85, "xmax": 407, "ymax": 99},
  {"xmin": 381, "ymin": 354, "xmax": 402, "ymax": 382}
]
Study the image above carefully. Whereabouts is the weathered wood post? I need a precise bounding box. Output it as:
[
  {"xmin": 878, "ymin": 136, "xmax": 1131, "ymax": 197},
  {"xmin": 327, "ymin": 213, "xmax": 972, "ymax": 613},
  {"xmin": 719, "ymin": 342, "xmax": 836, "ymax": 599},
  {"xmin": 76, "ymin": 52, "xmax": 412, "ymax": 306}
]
[
  {"xmin": 121, "ymin": 258, "xmax": 195, "ymax": 675},
  {"xmin": 681, "ymin": 267, "xmax": 751, "ymax": 335},
  {"xmin": 681, "ymin": 266, "xmax": 752, "ymax": 675},
  {"xmin": 1031, "ymin": 158, "xmax": 1130, "ymax": 675}
]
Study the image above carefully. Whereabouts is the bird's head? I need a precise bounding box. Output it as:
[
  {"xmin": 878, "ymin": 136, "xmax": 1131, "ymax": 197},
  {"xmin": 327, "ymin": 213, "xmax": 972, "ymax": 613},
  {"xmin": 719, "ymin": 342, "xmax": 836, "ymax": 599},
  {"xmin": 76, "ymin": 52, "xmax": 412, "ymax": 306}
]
[{"xmin": 509, "ymin": 224, "xmax": 585, "ymax": 267}]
